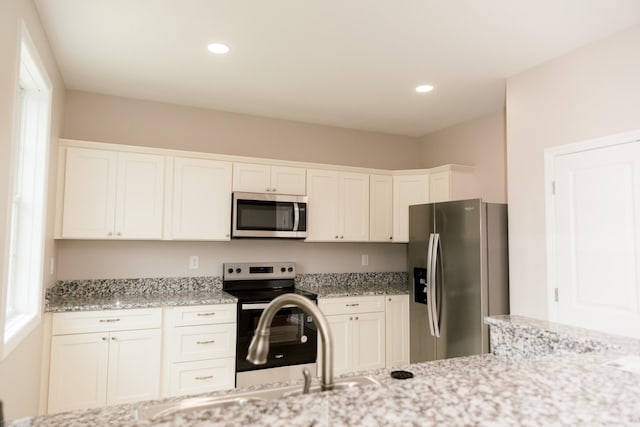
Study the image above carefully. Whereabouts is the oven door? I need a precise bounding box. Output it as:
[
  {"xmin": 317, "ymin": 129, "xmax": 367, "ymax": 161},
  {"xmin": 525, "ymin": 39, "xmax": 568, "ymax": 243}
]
[
  {"xmin": 236, "ymin": 302, "xmax": 318, "ymax": 372},
  {"xmin": 232, "ymin": 192, "xmax": 307, "ymax": 238}
]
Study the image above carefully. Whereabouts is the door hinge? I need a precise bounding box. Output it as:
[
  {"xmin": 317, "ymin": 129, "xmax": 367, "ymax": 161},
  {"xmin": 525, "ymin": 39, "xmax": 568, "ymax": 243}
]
[
  {"xmin": 551, "ymin": 181, "xmax": 556, "ymax": 195},
  {"xmin": 554, "ymin": 288, "xmax": 559, "ymax": 302}
]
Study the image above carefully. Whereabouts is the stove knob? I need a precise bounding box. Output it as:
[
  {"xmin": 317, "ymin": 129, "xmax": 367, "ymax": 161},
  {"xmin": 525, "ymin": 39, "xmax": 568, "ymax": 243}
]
[
  {"xmin": 227, "ymin": 268, "xmax": 234, "ymax": 274},
  {"xmin": 236, "ymin": 268, "xmax": 242, "ymax": 274},
  {"xmin": 287, "ymin": 267, "xmax": 294, "ymax": 272},
  {"xmin": 280, "ymin": 267, "xmax": 286, "ymax": 273}
]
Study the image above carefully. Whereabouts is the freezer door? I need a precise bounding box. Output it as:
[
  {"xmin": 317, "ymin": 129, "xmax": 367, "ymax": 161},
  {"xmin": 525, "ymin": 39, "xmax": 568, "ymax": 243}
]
[
  {"xmin": 408, "ymin": 203, "xmax": 436, "ymax": 363},
  {"xmin": 434, "ymin": 199, "xmax": 484, "ymax": 359}
]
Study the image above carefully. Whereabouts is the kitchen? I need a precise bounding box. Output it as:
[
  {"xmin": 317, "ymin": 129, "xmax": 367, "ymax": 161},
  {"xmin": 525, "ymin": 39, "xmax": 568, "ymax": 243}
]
[{"xmin": 2, "ymin": 0, "xmax": 640, "ymax": 425}]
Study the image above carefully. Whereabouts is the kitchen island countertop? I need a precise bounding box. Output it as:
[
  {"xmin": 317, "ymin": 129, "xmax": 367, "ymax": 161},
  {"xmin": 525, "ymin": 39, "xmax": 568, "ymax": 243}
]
[{"xmin": 11, "ymin": 315, "xmax": 640, "ymax": 426}]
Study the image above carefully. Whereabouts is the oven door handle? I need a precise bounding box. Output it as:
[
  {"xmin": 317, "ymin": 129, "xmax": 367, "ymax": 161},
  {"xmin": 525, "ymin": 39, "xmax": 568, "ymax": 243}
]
[{"xmin": 241, "ymin": 303, "xmax": 300, "ymax": 310}]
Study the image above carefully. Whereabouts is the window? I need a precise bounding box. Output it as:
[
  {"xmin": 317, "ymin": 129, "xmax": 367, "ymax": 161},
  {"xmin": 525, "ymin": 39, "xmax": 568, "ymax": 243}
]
[{"xmin": 1, "ymin": 23, "xmax": 51, "ymax": 359}]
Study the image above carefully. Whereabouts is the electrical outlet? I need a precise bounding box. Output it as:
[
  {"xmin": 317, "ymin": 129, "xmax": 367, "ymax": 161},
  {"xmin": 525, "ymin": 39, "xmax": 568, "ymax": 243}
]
[
  {"xmin": 189, "ymin": 255, "xmax": 199, "ymax": 269},
  {"xmin": 361, "ymin": 254, "xmax": 369, "ymax": 266}
]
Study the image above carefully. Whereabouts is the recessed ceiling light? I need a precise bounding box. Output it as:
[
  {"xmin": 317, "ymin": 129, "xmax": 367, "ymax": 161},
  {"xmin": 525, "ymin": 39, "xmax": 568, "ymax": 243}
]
[
  {"xmin": 416, "ymin": 85, "xmax": 434, "ymax": 93},
  {"xmin": 207, "ymin": 43, "xmax": 230, "ymax": 54}
]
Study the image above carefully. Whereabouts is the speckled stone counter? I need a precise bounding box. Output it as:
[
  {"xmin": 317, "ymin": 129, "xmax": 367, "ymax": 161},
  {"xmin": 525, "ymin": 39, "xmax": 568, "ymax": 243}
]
[
  {"xmin": 297, "ymin": 272, "xmax": 408, "ymax": 297},
  {"xmin": 45, "ymin": 277, "xmax": 236, "ymax": 312},
  {"xmin": 11, "ymin": 315, "xmax": 640, "ymax": 426},
  {"xmin": 45, "ymin": 272, "xmax": 408, "ymax": 312}
]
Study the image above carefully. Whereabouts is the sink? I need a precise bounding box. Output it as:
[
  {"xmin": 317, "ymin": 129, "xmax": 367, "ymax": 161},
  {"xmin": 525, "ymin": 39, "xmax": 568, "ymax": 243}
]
[{"xmin": 136, "ymin": 375, "xmax": 381, "ymax": 420}]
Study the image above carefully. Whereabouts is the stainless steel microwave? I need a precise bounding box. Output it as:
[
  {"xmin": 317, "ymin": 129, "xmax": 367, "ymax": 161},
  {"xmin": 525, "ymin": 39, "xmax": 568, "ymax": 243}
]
[{"xmin": 231, "ymin": 192, "xmax": 308, "ymax": 238}]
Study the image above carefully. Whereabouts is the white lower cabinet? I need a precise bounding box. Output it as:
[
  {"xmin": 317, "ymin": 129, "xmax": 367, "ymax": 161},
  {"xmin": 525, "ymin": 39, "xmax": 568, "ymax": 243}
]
[
  {"xmin": 385, "ymin": 295, "xmax": 410, "ymax": 367},
  {"xmin": 163, "ymin": 304, "xmax": 236, "ymax": 397},
  {"xmin": 319, "ymin": 296, "xmax": 386, "ymax": 375},
  {"xmin": 47, "ymin": 308, "xmax": 162, "ymax": 414}
]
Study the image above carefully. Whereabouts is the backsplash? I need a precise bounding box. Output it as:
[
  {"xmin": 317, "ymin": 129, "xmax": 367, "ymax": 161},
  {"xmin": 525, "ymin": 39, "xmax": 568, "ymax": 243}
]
[{"xmin": 46, "ymin": 272, "xmax": 408, "ymax": 300}]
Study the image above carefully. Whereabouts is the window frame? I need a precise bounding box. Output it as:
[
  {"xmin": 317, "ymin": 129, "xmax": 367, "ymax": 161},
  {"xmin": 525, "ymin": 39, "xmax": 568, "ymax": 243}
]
[{"xmin": 0, "ymin": 21, "xmax": 52, "ymax": 360}]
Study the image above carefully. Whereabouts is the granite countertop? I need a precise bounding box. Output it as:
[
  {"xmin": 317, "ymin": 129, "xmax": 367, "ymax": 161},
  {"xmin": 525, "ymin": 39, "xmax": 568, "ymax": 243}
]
[
  {"xmin": 12, "ymin": 315, "xmax": 640, "ymax": 426},
  {"xmin": 45, "ymin": 272, "xmax": 408, "ymax": 312}
]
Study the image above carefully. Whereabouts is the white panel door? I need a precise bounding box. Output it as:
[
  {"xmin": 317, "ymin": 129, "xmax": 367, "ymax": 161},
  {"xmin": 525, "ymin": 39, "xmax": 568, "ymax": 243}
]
[
  {"xmin": 385, "ymin": 295, "xmax": 410, "ymax": 367},
  {"xmin": 323, "ymin": 314, "xmax": 352, "ymax": 376},
  {"xmin": 115, "ymin": 152, "xmax": 165, "ymax": 239},
  {"xmin": 340, "ymin": 172, "xmax": 369, "ymax": 241},
  {"xmin": 392, "ymin": 174, "xmax": 429, "ymax": 242},
  {"xmin": 106, "ymin": 329, "xmax": 161, "ymax": 405},
  {"xmin": 62, "ymin": 147, "xmax": 118, "ymax": 238},
  {"xmin": 353, "ymin": 312, "xmax": 385, "ymax": 371},
  {"xmin": 429, "ymin": 171, "xmax": 451, "ymax": 203},
  {"xmin": 232, "ymin": 162, "xmax": 271, "ymax": 193},
  {"xmin": 306, "ymin": 169, "xmax": 340, "ymax": 241},
  {"xmin": 172, "ymin": 157, "xmax": 232, "ymax": 240},
  {"xmin": 370, "ymin": 174, "xmax": 393, "ymax": 242},
  {"xmin": 270, "ymin": 165, "xmax": 306, "ymax": 195},
  {"xmin": 48, "ymin": 333, "xmax": 109, "ymax": 413},
  {"xmin": 553, "ymin": 141, "xmax": 640, "ymax": 338}
]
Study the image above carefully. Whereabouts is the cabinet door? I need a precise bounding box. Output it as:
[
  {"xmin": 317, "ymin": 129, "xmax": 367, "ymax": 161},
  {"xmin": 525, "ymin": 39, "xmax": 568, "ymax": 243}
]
[
  {"xmin": 48, "ymin": 332, "xmax": 109, "ymax": 414},
  {"xmin": 353, "ymin": 312, "xmax": 386, "ymax": 371},
  {"xmin": 385, "ymin": 295, "xmax": 410, "ymax": 367},
  {"xmin": 340, "ymin": 172, "xmax": 369, "ymax": 241},
  {"xmin": 370, "ymin": 174, "xmax": 393, "ymax": 242},
  {"xmin": 115, "ymin": 152, "xmax": 165, "ymax": 238},
  {"xmin": 429, "ymin": 171, "xmax": 451, "ymax": 203},
  {"xmin": 172, "ymin": 157, "xmax": 232, "ymax": 240},
  {"xmin": 232, "ymin": 162, "xmax": 271, "ymax": 193},
  {"xmin": 61, "ymin": 147, "xmax": 118, "ymax": 238},
  {"xmin": 324, "ymin": 314, "xmax": 353, "ymax": 376},
  {"xmin": 270, "ymin": 166, "xmax": 306, "ymax": 195},
  {"xmin": 306, "ymin": 169, "xmax": 340, "ymax": 241},
  {"xmin": 106, "ymin": 329, "xmax": 161, "ymax": 406},
  {"xmin": 392, "ymin": 174, "xmax": 429, "ymax": 242}
]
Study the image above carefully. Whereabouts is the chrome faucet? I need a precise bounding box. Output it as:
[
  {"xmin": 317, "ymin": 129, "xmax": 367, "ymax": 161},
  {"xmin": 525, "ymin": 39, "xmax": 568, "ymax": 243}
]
[{"xmin": 246, "ymin": 293, "xmax": 334, "ymax": 391}]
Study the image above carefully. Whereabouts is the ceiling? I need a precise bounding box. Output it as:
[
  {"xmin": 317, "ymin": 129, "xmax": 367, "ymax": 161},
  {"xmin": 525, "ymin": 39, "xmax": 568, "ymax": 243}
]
[{"xmin": 34, "ymin": 0, "xmax": 640, "ymax": 137}]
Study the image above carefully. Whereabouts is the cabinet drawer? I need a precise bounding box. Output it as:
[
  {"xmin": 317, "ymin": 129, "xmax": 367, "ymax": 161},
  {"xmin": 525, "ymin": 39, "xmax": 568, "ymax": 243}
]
[
  {"xmin": 318, "ymin": 296, "xmax": 385, "ymax": 316},
  {"xmin": 51, "ymin": 308, "xmax": 162, "ymax": 335},
  {"xmin": 168, "ymin": 358, "xmax": 235, "ymax": 397},
  {"xmin": 166, "ymin": 304, "xmax": 236, "ymax": 327},
  {"xmin": 167, "ymin": 324, "xmax": 236, "ymax": 362}
]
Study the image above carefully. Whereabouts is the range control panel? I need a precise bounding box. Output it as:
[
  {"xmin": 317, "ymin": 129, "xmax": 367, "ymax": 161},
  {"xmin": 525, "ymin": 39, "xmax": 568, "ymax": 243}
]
[{"xmin": 223, "ymin": 262, "xmax": 296, "ymax": 281}]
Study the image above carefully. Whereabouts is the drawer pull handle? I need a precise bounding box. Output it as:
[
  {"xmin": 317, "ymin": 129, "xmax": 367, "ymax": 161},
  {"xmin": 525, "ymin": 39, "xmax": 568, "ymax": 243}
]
[
  {"xmin": 196, "ymin": 312, "xmax": 217, "ymax": 317},
  {"xmin": 345, "ymin": 303, "xmax": 359, "ymax": 307},
  {"xmin": 99, "ymin": 318, "xmax": 121, "ymax": 323},
  {"xmin": 195, "ymin": 376, "xmax": 213, "ymax": 381},
  {"xmin": 196, "ymin": 340, "xmax": 216, "ymax": 345}
]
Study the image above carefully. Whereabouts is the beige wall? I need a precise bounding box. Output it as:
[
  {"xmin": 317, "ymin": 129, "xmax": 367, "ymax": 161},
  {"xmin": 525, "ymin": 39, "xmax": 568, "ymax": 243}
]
[
  {"xmin": 419, "ymin": 110, "xmax": 507, "ymax": 203},
  {"xmin": 63, "ymin": 90, "xmax": 422, "ymax": 170},
  {"xmin": 506, "ymin": 25, "xmax": 640, "ymax": 320},
  {"xmin": 0, "ymin": 0, "xmax": 64, "ymax": 420}
]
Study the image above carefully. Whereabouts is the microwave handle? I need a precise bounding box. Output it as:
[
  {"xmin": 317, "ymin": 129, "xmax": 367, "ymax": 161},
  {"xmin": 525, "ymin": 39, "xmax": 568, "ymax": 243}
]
[{"xmin": 293, "ymin": 202, "xmax": 300, "ymax": 232}]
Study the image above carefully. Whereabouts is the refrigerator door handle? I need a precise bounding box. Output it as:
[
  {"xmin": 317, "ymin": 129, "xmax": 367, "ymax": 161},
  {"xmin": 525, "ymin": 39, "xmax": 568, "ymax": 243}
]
[
  {"xmin": 426, "ymin": 233, "xmax": 436, "ymax": 337},
  {"xmin": 431, "ymin": 233, "xmax": 441, "ymax": 338}
]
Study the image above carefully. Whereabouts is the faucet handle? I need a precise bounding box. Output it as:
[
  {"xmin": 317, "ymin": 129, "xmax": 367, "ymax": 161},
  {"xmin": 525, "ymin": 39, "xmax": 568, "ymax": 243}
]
[{"xmin": 302, "ymin": 368, "xmax": 312, "ymax": 394}]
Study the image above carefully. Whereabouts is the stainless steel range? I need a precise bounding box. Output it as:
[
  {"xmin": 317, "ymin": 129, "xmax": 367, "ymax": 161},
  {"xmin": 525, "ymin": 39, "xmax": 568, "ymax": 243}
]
[{"xmin": 222, "ymin": 262, "xmax": 318, "ymax": 387}]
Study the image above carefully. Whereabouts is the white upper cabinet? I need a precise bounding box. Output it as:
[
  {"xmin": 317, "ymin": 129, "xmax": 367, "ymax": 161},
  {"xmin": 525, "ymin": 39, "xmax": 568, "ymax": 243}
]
[
  {"xmin": 392, "ymin": 174, "xmax": 429, "ymax": 243},
  {"xmin": 429, "ymin": 166, "xmax": 476, "ymax": 203},
  {"xmin": 61, "ymin": 147, "xmax": 165, "ymax": 239},
  {"xmin": 233, "ymin": 162, "xmax": 306, "ymax": 195},
  {"xmin": 306, "ymin": 169, "xmax": 369, "ymax": 241},
  {"xmin": 171, "ymin": 157, "xmax": 232, "ymax": 240},
  {"xmin": 370, "ymin": 174, "xmax": 393, "ymax": 242}
]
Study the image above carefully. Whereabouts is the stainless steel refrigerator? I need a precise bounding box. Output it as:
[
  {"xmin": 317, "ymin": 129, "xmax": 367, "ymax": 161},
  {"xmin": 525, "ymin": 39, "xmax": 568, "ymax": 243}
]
[{"xmin": 408, "ymin": 199, "xmax": 509, "ymax": 363}]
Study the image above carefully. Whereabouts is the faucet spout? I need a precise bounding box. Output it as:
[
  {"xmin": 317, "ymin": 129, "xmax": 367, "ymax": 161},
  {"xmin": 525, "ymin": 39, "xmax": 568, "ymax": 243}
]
[{"xmin": 246, "ymin": 293, "xmax": 334, "ymax": 391}]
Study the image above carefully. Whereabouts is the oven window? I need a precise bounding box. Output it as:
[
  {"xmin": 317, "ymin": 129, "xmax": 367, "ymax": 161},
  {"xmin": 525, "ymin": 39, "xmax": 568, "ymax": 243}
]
[
  {"xmin": 251, "ymin": 311, "xmax": 303, "ymax": 344},
  {"xmin": 236, "ymin": 200, "xmax": 294, "ymax": 231}
]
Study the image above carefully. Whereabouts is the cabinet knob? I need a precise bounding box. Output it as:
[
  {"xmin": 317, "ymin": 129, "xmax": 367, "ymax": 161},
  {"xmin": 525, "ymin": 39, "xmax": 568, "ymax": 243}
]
[
  {"xmin": 389, "ymin": 236, "xmax": 393, "ymax": 240},
  {"xmin": 335, "ymin": 235, "xmax": 339, "ymax": 239},
  {"xmin": 355, "ymin": 316, "xmax": 359, "ymax": 320},
  {"xmin": 107, "ymin": 232, "xmax": 113, "ymax": 236},
  {"xmin": 116, "ymin": 232, "xmax": 121, "ymax": 236},
  {"xmin": 111, "ymin": 337, "xmax": 116, "ymax": 341},
  {"xmin": 340, "ymin": 236, "xmax": 344, "ymax": 239},
  {"xmin": 349, "ymin": 317, "xmax": 353, "ymax": 321},
  {"xmin": 272, "ymin": 188, "xmax": 276, "ymax": 192},
  {"xmin": 101, "ymin": 337, "xmax": 107, "ymax": 341}
]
